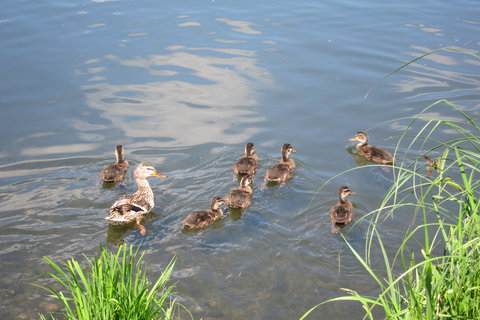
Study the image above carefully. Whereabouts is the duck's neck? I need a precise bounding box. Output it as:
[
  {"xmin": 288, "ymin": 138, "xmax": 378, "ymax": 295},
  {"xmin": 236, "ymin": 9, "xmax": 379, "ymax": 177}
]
[
  {"xmin": 239, "ymin": 185, "xmax": 252, "ymax": 193},
  {"xmin": 339, "ymin": 194, "xmax": 348, "ymax": 204},
  {"xmin": 355, "ymin": 141, "xmax": 368, "ymax": 152},
  {"xmin": 211, "ymin": 206, "xmax": 223, "ymax": 217},
  {"xmin": 136, "ymin": 178, "xmax": 153, "ymax": 195},
  {"xmin": 115, "ymin": 151, "xmax": 124, "ymax": 164},
  {"xmin": 281, "ymin": 152, "xmax": 295, "ymax": 168}
]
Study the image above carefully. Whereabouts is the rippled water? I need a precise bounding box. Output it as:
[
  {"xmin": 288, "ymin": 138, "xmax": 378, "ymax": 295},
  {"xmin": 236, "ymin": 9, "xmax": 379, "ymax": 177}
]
[{"xmin": 1, "ymin": 0, "xmax": 479, "ymax": 319}]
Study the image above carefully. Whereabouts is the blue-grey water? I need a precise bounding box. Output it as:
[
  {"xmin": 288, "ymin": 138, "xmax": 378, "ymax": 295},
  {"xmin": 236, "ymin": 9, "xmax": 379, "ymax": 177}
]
[{"xmin": 1, "ymin": 0, "xmax": 479, "ymax": 319}]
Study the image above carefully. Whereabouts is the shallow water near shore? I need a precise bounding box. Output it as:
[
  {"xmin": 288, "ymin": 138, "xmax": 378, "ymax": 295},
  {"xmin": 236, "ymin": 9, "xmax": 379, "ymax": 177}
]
[{"xmin": 1, "ymin": 0, "xmax": 479, "ymax": 318}]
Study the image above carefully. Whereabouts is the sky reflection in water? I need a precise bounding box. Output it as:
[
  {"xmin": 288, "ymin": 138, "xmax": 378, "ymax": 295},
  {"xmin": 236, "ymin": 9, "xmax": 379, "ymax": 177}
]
[{"xmin": 78, "ymin": 17, "xmax": 272, "ymax": 147}]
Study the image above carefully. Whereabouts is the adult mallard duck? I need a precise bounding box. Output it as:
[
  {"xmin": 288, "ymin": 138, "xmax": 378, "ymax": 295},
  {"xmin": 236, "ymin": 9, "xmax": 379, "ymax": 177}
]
[
  {"xmin": 100, "ymin": 145, "xmax": 129, "ymax": 183},
  {"xmin": 349, "ymin": 132, "xmax": 394, "ymax": 165},
  {"xmin": 264, "ymin": 143, "xmax": 297, "ymax": 185},
  {"xmin": 106, "ymin": 162, "xmax": 166, "ymax": 235},
  {"xmin": 182, "ymin": 197, "xmax": 226, "ymax": 229},
  {"xmin": 226, "ymin": 175, "xmax": 253, "ymax": 210},
  {"xmin": 329, "ymin": 186, "xmax": 355, "ymax": 234},
  {"xmin": 233, "ymin": 142, "xmax": 258, "ymax": 177}
]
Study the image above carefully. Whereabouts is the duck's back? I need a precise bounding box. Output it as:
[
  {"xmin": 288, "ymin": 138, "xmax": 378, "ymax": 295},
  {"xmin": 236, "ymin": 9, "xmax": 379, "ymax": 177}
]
[
  {"xmin": 100, "ymin": 162, "xmax": 128, "ymax": 182},
  {"xmin": 234, "ymin": 157, "xmax": 257, "ymax": 176},
  {"xmin": 330, "ymin": 202, "xmax": 353, "ymax": 224},
  {"xmin": 359, "ymin": 145, "xmax": 393, "ymax": 164},
  {"xmin": 183, "ymin": 211, "xmax": 215, "ymax": 228},
  {"xmin": 109, "ymin": 190, "xmax": 152, "ymax": 217},
  {"xmin": 266, "ymin": 163, "xmax": 292, "ymax": 181},
  {"xmin": 226, "ymin": 189, "xmax": 252, "ymax": 209}
]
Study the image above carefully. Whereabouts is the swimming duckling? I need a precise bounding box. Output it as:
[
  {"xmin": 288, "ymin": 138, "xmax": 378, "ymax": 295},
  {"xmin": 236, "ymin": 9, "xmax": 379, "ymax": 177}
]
[
  {"xmin": 264, "ymin": 143, "xmax": 297, "ymax": 185},
  {"xmin": 100, "ymin": 145, "xmax": 129, "ymax": 183},
  {"xmin": 183, "ymin": 197, "xmax": 226, "ymax": 229},
  {"xmin": 329, "ymin": 186, "xmax": 356, "ymax": 234},
  {"xmin": 233, "ymin": 142, "xmax": 258, "ymax": 177},
  {"xmin": 226, "ymin": 175, "xmax": 253, "ymax": 210},
  {"xmin": 349, "ymin": 132, "xmax": 394, "ymax": 165},
  {"xmin": 106, "ymin": 162, "xmax": 166, "ymax": 235}
]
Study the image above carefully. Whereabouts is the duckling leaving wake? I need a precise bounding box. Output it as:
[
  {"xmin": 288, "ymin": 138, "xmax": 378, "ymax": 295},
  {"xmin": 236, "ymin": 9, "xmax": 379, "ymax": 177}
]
[
  {"xmin": 263, "ymin": 143, "xmax": 297, "ymax": 188},
  {"xmin": 182, "ymin": 197, "xmax": 226, "ymax": 229},
  {"xmin": 226, "ymin": 175, "xmax": 253, "ymax": 210},
  {"xmin": 233, "ymin": 142, "xmax": 258, "ymax": 177},
  {"xmin": 329, "ymin": 186, "xmax": 355, "ymax": 234},
  {"xmin": 349, "ymin": 132, "xmax": 394, "ymax": 165},
  {"xmin": 100, "ymin": 145, "xmax": 129, "ymax": 183}
]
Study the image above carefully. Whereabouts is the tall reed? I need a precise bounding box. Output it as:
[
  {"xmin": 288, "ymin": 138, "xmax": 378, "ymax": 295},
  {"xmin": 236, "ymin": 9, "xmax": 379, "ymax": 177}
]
[{"xmin": 37, "ymin": 244, "xmax": 183, "ymax": 320}]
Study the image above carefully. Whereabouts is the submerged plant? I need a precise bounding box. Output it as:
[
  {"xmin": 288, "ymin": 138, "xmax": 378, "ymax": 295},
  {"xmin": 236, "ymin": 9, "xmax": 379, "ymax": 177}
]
[{"xmin": 37, "ymin": 244, "xmax": 183, "ymax": 320}]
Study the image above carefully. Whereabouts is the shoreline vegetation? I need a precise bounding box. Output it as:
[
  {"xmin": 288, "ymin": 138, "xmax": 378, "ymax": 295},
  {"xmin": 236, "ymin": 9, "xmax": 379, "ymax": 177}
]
[
  {"xmin": 36, "ymin": 48, "xmax": 479, "ymax": 319},
  {"xmin": 300, "ymin": 48, "xmax": 480, "ymax": 319},
  {"xmin": 37, "ymin": 245, "xmax": 189, "ymax": 320}
]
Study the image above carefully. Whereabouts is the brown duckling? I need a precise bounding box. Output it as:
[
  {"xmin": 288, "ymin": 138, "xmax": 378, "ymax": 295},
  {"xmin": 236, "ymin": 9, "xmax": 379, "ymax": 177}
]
[
  {"xmin": 106, "ymin": 162, "xmax": 166, "ymax": 235},
  {"xmin": 233, "ymin": 142, "xmax": 258, "ymax": 177},
  {"xmin": 329, "ymin": 186, "xmax": 356, "ymax": 234},
  {"xmin": 226, "ymin": 175, "xmax": 253, "ymax": 210},
  {"xmin": 182, "ymin": 197, "xmax": 226, "ymax": 229},
  {"xmin": 100, "ymin": 145, "xmax": 129, "ymax": 183},
  {"xmin": 349, "ymin": 132, "xmax": 394, "ymax": 165},
  {"xmin": 264, "ymin": 143, "xmax": 297, "ymax": 184}
]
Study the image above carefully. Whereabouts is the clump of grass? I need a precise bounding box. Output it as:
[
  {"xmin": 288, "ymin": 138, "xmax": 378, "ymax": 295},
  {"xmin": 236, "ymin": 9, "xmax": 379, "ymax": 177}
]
[
  {"xmin": 300, "ymin": 48, "xmax": 480, "ymax": 319},
  {"xmin": 341, "ymin": 104, "xmax": 478, "ymax": 319},
  {"xmin": 37, "ymin": 244, "xmax": 183, "ymax": 320},
  {"xmin": 301, "ymin": 102, "xmax": 480, "ymax": 320}
]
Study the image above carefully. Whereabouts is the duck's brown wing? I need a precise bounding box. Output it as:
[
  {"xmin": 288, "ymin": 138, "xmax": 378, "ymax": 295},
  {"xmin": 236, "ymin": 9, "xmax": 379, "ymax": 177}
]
[
  {"xmin": 265, "ymin": 163, "xmax": 292, "ymax": 182},
  {"xmin": 233, "ymin": 157, "xmax": 257, "ymax": 176},
  {"xmin": 226, "ymin": 189, "xmax": 252, "ymax": 209},
  {"xmin": 100, "ymin": 163, "xmax": 128, "ymax": 182},
  {"xmin": 329, "ymin": 203, "xmax": 352, "ymax": 224},
  {"xmin": 182, "ymin": 211, "xmax": 214, "ymax": 228},
  {"xmin": 109, "ymin": 195, "xmax": 147, "ymax": 218},
  {"xmin": 361, "ymin": 146, "xmax": 394, "ymax": 164}
]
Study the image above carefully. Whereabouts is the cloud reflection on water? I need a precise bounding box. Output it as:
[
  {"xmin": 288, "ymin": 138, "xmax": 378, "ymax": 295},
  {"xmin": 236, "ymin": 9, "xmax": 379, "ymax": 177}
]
[
  {"xmin": 216, "ymin": 18, "xmax": 262, "ymax": 35},
  {"xmin": 81, "ymin": 44, "xmax": 271, "ymax": 146}
]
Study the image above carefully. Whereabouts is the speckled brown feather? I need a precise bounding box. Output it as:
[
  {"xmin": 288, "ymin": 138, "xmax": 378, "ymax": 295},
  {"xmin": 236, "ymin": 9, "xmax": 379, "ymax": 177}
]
[
  {"xmin": 265, "ymin": 163, "xmax": 293, "ymax": 182},
  {"xmin": 100, "ymin": 163, "xmax": 129, "ymax": 183},
  {"xmin": 233, "ymin": 157, "xmax": 257, "ymax": 176},
  {"xmin": 356, "ymin": 144, "xmax": 394, "ymax": 164},
  {"xmin": 182, "ymin": 210, "xmax": 219, "ymax": 229}
]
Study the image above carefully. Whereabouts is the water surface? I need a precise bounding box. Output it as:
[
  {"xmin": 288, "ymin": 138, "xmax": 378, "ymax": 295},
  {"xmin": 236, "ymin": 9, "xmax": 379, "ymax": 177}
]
[{"xmin": 1, "ymin": 0, "xmax": 479, "ymax": 319}]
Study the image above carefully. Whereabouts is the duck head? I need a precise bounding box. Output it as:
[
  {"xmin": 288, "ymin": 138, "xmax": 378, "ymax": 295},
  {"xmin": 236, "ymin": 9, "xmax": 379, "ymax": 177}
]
[{"xmin": 134, "ymin": 162, "xmax": 167, "ymax": 179}]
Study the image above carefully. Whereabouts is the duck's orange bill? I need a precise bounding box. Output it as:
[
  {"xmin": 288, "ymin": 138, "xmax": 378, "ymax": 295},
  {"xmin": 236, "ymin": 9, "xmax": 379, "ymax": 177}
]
[{"xmin": 154, "ymin": 173, "xmax": 167, "ymax": 178}]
